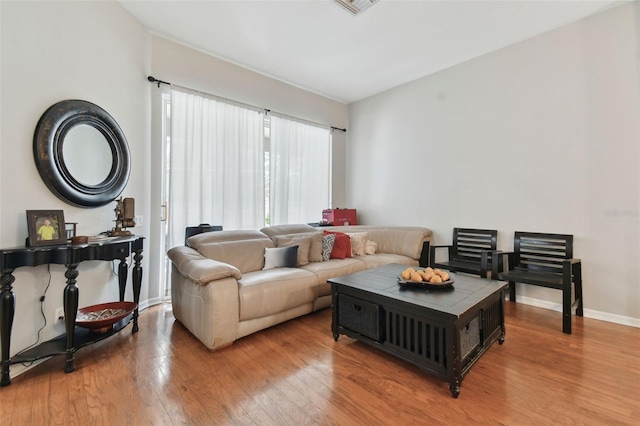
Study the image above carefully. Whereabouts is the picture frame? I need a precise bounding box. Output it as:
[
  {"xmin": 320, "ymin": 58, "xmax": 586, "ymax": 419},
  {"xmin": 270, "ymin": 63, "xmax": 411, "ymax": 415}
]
[
  {"xmin": 26, "ymin": 210, "xmax": 67, "ymax": 247},
  {"xmin": 65, "ymin": 222, "xmax": 78, "ymax": 241}
]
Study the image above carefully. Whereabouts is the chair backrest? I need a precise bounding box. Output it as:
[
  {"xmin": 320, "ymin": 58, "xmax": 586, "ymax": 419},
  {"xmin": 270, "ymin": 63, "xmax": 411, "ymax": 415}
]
[
  {"xmin": 452, "ymin": 228, "xmax": 498, "ymax": 262},
  {"xmin": 513, "ymin": 232, "xmax": 573, "ymax": 274},
  {"xmin": 185, "ymin": 224, "xmax": 223, "ymax": 245}
]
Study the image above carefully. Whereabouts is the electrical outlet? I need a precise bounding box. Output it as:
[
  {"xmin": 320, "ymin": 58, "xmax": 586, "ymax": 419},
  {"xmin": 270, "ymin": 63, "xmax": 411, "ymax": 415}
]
[
  {"xmin": 134, "ymin": 215, "xmax": 143, "ymax": 227},
  {"xmin": 54, "ymin": 306, "xmax": 65, "ymax": 324}
]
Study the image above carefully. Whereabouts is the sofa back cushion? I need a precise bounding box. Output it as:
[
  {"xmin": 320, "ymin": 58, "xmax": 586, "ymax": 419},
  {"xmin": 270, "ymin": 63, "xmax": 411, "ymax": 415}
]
[
  {"xmin": 188, "ymin": 230, "xmax": 275, "ymax": 273},
  {"xmin": 273, "ymin": 234, "xmax": 312, "ymax": 265},
  {"xmin": 261, "ymin": 224, "xmax": 323, "ymax": 262},
  {"xmin": 321, "ymin": 226, "xmax": 431, "ymax": 260}
]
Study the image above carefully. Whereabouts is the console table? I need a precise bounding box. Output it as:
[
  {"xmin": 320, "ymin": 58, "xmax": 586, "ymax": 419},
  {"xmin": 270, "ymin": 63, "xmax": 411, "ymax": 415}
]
[{"xmin": 0, "ymin": 236, "xmax": 143, "ymax": 386}]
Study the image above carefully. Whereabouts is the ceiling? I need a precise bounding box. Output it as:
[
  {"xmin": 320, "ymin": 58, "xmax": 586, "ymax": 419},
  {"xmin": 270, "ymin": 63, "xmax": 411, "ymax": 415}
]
[{"xmin": 118, "ymin": 0, "xmax": 625, "ymax": 104}]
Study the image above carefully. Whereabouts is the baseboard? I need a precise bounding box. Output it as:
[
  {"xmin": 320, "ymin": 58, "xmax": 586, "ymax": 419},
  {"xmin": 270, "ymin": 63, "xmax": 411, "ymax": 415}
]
[
  {"xmin": 7, "ymin": 358, "xmax": 50, "ymax": 380},
  {"xmin": 511, "ymin": 295, "xmax": 640, "ymax": 329},
  {"xmin": 139, "ymin": 297, "xmax": 163, "ymax": 312}
]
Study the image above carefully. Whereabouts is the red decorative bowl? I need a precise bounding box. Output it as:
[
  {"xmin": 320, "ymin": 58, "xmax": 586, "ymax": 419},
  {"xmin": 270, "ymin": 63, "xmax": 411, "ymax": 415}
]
[{"xmin": 76, "ymin": 301, "xmax": 137, "ymax": 333}]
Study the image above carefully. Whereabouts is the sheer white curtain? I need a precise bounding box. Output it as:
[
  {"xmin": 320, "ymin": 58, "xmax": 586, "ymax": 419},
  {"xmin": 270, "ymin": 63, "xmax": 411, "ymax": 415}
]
[
  {"xmin": 168, "ymin": 88, "xmax": 264, "ymax": 249},
  {"xmin": 269, "ymin": 114, "xmax": 331, "ymax": 225}
]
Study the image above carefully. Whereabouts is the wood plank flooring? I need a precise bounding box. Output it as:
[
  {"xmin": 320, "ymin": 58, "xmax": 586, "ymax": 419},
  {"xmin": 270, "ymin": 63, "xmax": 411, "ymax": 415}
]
[{"xmin": 1, "ymin": 301, "xmax": 639, "ymax": 425}]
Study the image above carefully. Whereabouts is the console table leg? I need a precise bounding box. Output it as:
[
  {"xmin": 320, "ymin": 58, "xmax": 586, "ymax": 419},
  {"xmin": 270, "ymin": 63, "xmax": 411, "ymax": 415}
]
[
  {"xmin": 132, "ymin": 249, "xmax": 143, "ymax": 333},
  {"xmin": 63, "ymin": 264, "xmax": 79, "ymax": 373},
  {"xmin": 118, "ymin": 258, "xmax": 128, "ymax": 302},
  {"xmin": 1, "ymin": 270, "xmax": 15, "ymax": 386}
]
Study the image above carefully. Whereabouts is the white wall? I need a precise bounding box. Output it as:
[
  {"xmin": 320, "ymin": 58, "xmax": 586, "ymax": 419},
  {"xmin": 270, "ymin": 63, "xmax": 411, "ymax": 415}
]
[
  {"xmin": 347, "ymin": 3, "xmax": 640, "ymax": 325},
  {"xmin": 0, "ymin": 1, "xmax": 152, "ymax": 366}
]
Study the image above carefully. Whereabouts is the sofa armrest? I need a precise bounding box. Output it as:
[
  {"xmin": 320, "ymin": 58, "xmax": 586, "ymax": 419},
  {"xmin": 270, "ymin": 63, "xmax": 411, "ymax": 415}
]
[
  {"xmin": 168, "ymin": 246, "xmax": 242, "ymax": 285},
  {"xmin": 169, "ymin": 246, "xmax": 241, "ymax": 351}
]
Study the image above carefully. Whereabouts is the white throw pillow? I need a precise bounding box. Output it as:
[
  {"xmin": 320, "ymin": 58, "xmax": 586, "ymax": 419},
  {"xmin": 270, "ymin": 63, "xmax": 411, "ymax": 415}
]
[
  {"xmin": 364, "ymin": 240, "xmax": 378, "ymax": 255},
  {"xmin": 347, "ymin": 232, "xmax": 368, "ymax": 256}
]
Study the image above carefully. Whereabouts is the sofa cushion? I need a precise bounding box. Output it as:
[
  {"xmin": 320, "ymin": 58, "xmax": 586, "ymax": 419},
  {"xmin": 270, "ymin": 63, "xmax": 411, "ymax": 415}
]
[
  {"xmin": 189, "ymin": 229, "xmax": 271, "ymax": 246},
  {"xmin": 274, "ymin": 234, "xmax": 312, "ymax": 265},
  {"xmin": 322, "ymin": 234, "xmax": 336, "ymax": 261},
  {"xmin": 238, "ymin": 268, "xmax": 318, "ymax": 321},
  {"xmin": 324, "ymin": 231, "xmax": 352, "ymax": 259},
  {"xmin": 260, "ymin": 224, "xmax": 317, "ymax": 236},
  {"xmin": 263, "ymin": 246, "xmax": 298, "ymax": 269},
  {"xmin": 302, "ymin": 258, "xmax": 367, "ymax": 297},
  {"xmin": 261, "ymin": 225, "xmax": 323, "ymax": 262},
  {"xmin": 355, "ymin": 253, "xmax": 419, "ymax": 269},
  {"xmin": 347, "ymin": 232, "xmax": 368, "ymax": 256},
  {"xmin": 196, "ymin": 238, "xmax": 275, "ymax": 273},
  {"xmin": 305, "ymin": 232, "xmax": 324, "ymax": 262},
  {"xmin": 322, "ymin": 226, "xmax": 431, "ymax": 260},
  {"xmin": 365, "ymin": 240, "xmax": 378, "ymax": 255}
]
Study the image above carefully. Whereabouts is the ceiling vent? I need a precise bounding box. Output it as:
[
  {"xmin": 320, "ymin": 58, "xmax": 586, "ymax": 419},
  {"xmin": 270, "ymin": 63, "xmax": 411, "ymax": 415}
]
[{"xmin": 335, "ymin": 0, "xmax": 380, "ymax": 15}]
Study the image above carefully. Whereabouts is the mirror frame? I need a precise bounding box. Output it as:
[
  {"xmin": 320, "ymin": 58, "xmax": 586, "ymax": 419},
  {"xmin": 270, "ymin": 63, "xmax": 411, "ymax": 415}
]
[{"xmin": 33, "ymin": 99, "xmax": 131, "ymax": 207}]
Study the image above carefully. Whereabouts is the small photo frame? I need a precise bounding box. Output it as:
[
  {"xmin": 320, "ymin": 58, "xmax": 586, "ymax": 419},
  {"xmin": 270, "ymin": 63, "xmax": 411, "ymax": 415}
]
[
  {"xmin": 65, "ymin": 222, "xmax": 78, "ymax": 241},
  {"xmin": 26, "ymin": 210, "xmax": 67, "ymax": 247}
]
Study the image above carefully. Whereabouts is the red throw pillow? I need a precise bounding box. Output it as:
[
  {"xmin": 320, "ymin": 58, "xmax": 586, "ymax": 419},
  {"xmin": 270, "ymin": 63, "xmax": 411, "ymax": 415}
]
[{"xmin": 324, "ymin": 231, "xmax": 352, "ymax": 259}]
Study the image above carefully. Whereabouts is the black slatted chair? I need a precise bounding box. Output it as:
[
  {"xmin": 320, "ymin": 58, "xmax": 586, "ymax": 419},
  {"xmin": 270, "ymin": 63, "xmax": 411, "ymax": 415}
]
[
  {"xmin": 430, "ymin": 228, "xmax": 498, "ymax": 278},
  {"xmin": 492, "ymin": 231, "xmax": 583, "ymax": 334}
]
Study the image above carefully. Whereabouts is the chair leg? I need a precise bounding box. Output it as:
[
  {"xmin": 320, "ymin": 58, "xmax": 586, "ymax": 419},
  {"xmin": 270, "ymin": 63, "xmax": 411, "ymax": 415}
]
[
  {"xmin": 575, "ymin": 266, "xmax": 583, "ymax": 317},
  {"xmin": 509, "ymin": 281, "xmax": 516, "ymax": 302},
  {"xmin": 562, "ymin": 272, "xmax": 572, "ymax": 334}
]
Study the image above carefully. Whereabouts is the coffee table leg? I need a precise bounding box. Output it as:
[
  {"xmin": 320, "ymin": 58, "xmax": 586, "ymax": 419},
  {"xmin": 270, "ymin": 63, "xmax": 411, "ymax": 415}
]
[{"xmin": 449, "ymin": 383, "xmax": 460, "ymax": 398}]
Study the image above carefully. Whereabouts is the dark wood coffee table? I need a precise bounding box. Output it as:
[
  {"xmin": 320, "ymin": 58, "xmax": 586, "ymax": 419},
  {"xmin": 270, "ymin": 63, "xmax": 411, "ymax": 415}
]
[{"xmin": 329, "ymin": 263, "xmax": 507, "ymax": 397}]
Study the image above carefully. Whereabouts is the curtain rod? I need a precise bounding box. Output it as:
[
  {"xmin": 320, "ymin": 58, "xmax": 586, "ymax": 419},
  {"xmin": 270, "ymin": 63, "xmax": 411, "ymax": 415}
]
[
  {"xmin": 147, "ymin": 75, "xmax": 347, "ymax": 133},
  {"xmin": 147, "ymin": 76, "xmax": 170, "ymax": 88}
]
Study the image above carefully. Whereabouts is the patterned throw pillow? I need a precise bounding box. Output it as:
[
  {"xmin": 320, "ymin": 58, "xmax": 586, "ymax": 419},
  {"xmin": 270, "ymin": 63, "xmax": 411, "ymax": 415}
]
[
  {"xmin": 324, "ymin": 231, "xmax": 351, "ymax": 259},
  {"xmin": 322, "ymin": 234, "xmax": 336, "ymax": 261},
  {"xmin": 263, "ymin": 246, "xmax": 298, "ymax": 269}
]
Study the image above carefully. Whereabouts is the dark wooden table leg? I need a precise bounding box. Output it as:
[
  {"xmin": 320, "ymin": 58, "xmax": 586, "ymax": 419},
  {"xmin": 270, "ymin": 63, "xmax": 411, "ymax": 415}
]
[
  {"xmin": 499, "ymin": 292, "xmax": 506, "ymax": 344},
  {"xmin": 446, "ymin": 327, "xmax": 461, "ymax": 398},
  {"xmin": 331, "ymin": 284, "xmax": 339, "ymax": 341},
  {"xmin": 118, "ymin": 258, "xmax": 128, "ymax": 302},
  {"xmin": 1, "ymin": 270, "xmax": 15, "ymax": 386},
  {"xmin": 132, "ymin": 248, "xmax": 143, "ymax": 333},
  {"xmin": 63, "ymin": 264, "xmax": 79, "ymax": 374}
]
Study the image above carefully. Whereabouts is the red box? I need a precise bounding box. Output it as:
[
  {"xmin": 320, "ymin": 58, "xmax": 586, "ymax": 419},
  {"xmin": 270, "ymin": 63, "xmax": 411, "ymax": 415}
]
[{"xmin": 322, "ymin": 209, "xmax": 357, "ymax": 226}]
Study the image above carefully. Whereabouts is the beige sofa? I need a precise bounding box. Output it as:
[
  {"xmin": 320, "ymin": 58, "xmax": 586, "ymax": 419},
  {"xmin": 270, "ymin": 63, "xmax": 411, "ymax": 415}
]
[{"xmin": 167, "ymin": 224, "xmax": 432, "ymax": 350}]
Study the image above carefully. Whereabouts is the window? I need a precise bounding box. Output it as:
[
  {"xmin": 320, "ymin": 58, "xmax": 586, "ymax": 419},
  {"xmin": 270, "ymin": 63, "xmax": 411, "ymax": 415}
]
[
  {"xmin": 267, "ymin": 113, "xmax": 331, "ymax": 225},
  {"xmin": 168, "ymin": 88, "xmax": 264, "ymax": 249},
  {"xmin": 166, "ymin": 88, "xmax": 331, "ymax": 248}
]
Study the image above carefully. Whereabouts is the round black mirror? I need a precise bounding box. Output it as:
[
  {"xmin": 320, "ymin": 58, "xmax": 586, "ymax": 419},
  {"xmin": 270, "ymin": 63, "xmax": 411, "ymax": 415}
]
[{"xmin": 33, "ymin": 100, "xmax": 130, "ymax": 207}]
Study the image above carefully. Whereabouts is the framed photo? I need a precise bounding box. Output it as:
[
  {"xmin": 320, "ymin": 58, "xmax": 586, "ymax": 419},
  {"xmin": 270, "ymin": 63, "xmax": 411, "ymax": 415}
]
[{"xmin": 26, "ymin": 210, "xmax": 67, "ymax": 247}]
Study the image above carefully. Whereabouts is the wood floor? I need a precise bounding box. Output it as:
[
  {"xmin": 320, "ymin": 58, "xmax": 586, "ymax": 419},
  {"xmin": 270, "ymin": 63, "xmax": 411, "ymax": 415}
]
[{"xmin": 1, "ymin": 301, "xmax": 639, "ymax": 425}]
